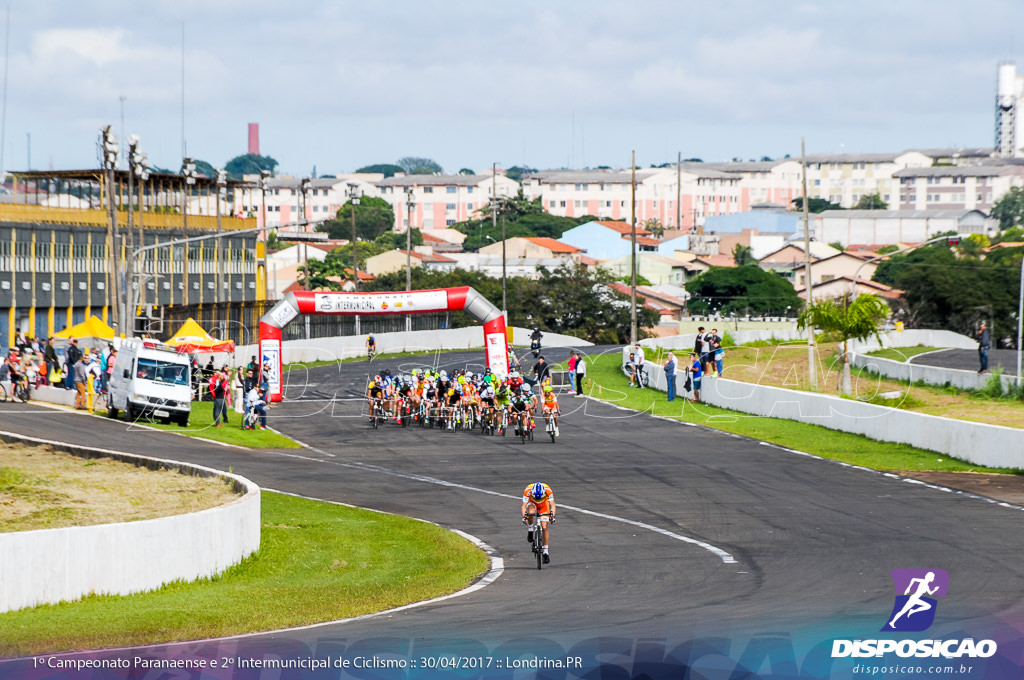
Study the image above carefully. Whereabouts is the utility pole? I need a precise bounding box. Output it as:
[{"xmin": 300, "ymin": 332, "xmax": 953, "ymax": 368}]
[
  {"xmin": 347, "ymin": 182, "xmax": 361, "ymax": 288},
  {"xmin": 676, "ymin": 151, "xmax": 682, "ymax": 231},
  {"xmin": 630, "ymin": 150, "xmax": 637, "ymax": 345},
  {"xmin": 801, "ymin": 137, "xmax": 817, "ymax": 390}
]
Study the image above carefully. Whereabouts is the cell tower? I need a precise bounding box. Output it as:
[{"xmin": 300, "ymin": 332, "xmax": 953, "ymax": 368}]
[{"xmin": 995, "ymin": 62, "xmax": 1024, "ymax": 158}]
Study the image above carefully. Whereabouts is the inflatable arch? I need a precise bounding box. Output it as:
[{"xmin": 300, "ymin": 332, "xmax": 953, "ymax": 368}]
[{"xmin": 258, "ymin": 287, "xmax": 509, "ymax": 401}]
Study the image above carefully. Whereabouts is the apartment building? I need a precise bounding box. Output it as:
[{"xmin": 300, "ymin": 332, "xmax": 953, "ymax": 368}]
[
  {"xmin": 893, "ymin": 163, "xmax": 1024, "ymax": 212},
  {"xmin": 375, "ymin": 173, "xmax": 519, "ymax": 231},
  {"xmin": 521, "ymin": 167, "xmax": 743, "ymax": 231},
  {"xmin": 252, "ymin": 174, "xmax": 382, "ymax": 228}
]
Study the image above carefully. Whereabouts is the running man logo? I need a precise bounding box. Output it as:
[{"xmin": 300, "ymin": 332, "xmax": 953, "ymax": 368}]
[{"xmin": 881, "ymin": 569, "xmax": 949, "ymax": 632}]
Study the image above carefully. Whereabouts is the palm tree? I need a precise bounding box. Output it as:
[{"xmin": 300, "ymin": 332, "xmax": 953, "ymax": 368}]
[{"xmin": 797, "ymin": 294, "xmax": 890, "ymax": 394}]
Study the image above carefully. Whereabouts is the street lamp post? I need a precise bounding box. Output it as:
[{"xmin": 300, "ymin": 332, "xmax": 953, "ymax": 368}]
[
  {"xmin": 404, "ymin": 186, "xmax": 415, "ymax": 291},
  {"xmin": 347, "ymin": 182, "xmax": 361, "ymax": 288},
  {"xmin": 181, "ymin": 157, "xmax": 197, "ymax": 306},
  {"xmin": 124, "ymin": 135, "xmax": 150, "ymax": 337},
  {"xmin": 299, "ymin": 177, "xmax": 311, "ymax": 290},
  {"xmin": 100, "ymin": 126, "xmax": 121, "ymax": 333},
  {"xmin": 215, "ymin": 169, "xmax": 227, "ymax": 305},
  {"xmin": 259, "ymin": 169, "xmax": 271, "ymax": 300}
]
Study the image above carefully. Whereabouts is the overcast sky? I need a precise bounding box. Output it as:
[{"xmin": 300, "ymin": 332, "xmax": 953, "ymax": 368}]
[{"xmin": 5, "ymin": 1, "xmax": 1024, "ymax": 177}]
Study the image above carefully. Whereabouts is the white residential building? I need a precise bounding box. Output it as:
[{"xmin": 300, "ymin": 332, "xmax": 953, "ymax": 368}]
[
  {"xmin": 521, "ymin": 167, "xmax": 743, "ymax": 232},
  {"xmin": 894, "ymin": 163, "xmax": 1024, "ymax": 212},
  {"xmin": 375, "ymin": 173, "xmax": 519, "ymax": 231}
]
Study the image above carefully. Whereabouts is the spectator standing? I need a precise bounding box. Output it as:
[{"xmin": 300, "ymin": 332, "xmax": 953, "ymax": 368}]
[
  {"xmin": 713, "ymin": 333, "xmax": 725, "ymax": 377},
  {"xmin": 65, "ymin": 337, "xmax": 82, "ymax": 390},
  {"xmin": 242, "ymin": 367, "xmax": 257, "ymax": 416},
  {"xmin": 566, "ymin": 352, "xmax": 578, "ymax": 394},
  {"xmin": 977, "ymin": 322, "xmax": 991, "ymax": 374},
  {"xmin": 106, "ymin": 350, "xmax": 117, "ymax": 389},
  {"xmin": 209, "ymin": 370, "xmax": 229, "ymax": 426},
  {"xmin": 231, "ymin": 367, "xmax": 245, "ymax": 414},
  {"xmin": 664, "ymin": 351, "xmax": 677, "ymax": 401},
  {"xmin": 532, "ymin": 355, "xmax": 552, "ymax": 386},
  {"xmin": 73, "ymin": 354, "xmax": 89, "ymax": 409},
  {"xmin": 574, "ymin": 351, "xmax": 586, "ymax": 396},
  {"xmin": 701, "ymin": 331, "xmax": 714, "ymax": 377},
  {"xmin": 689, "ymin": 352, "xmax": 703, "ymax": 402},
  {"xmin": 43, "ymin": 338, "xmax": 58, "ymax": 386},
  {"xmin": 708, "ymin": 328, "xmax": 722, "ymax": 377}
]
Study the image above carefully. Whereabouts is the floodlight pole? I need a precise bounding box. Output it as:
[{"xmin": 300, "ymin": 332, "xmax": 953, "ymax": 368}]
[{"xmin": 801, "ymin": 137, "xmax": 817, "ymax": 390}]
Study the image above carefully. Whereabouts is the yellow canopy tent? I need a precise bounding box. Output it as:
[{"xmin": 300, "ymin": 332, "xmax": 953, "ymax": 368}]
[
  {"xmin": 54, "ymin": 315, "xmax": 115, "ymax": 341},
  {"xmin": 165, "ymin": 318, "xmax": 236, "ymax": 354}
]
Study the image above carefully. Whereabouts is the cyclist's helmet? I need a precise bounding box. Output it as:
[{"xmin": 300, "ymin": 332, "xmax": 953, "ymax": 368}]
[
  {"xmin": 457, "ymin": 375, "xmax": 466, "ymax": 385},
  {"xmin": 531, "ymin": 483, "xmax": 546, "ymax": 501},
  {"xmin": 543, "ymin": 383, "xmax": 553, "ymax": 393},
  {"xmin": 440, "ymin": 370, "xmax": 448, "ymax": 378},
  {"xmin": 522, "ymin": 384, "xmax": 533, "ymax": 394},
  {"xmin": 374, "ymin": 375, "xmax": 381, "ymax": 382}
]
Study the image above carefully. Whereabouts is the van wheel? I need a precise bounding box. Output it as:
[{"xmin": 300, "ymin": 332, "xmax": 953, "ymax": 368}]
[
  {"xmin": 175, "ymin": 415, "xmax": 189, "ymax": 427},
  {"xmin": 107, "ymin": 406, "xmax": 118, "ymax": 419},
  {"xmin": 126, "ymin": 404, "xmax": 136, "ymax": 421}
]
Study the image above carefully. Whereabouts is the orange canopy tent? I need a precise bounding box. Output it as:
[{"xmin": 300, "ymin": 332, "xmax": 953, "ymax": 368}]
[{"xmin": 165, "ymin": 318, "xmax": 235, "ymax": 354}]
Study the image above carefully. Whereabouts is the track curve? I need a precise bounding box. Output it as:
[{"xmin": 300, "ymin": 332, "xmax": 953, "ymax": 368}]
[{"xmin": 3, "ymin": 347, "xmax": 1024, "ymax": 674}]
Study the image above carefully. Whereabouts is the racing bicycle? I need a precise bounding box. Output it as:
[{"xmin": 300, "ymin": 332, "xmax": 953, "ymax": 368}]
[{"xmin": 524, "ymin": 511, "xmax": 554, "ymax": 570}]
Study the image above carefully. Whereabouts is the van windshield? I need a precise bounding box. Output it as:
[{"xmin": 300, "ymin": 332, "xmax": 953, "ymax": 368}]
[{"xmin": 136, "ymin": 357, "xmax": 189, "ymax": 385}]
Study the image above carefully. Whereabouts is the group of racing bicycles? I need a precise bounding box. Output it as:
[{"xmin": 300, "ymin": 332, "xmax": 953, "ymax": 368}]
[{"xmin": 365, "ymin": 367, "xmax": 562, "ymax": 443}]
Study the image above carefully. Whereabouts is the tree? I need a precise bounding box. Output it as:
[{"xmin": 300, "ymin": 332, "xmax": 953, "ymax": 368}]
[
  {"xmin": 355, "ymin": 163, "xmax": 404, "ymax": 178},
  {"xmin": 533, "ymin": 264, "xmax": 659, "ymax": 343},
  {"xmin": 453, "ymin": 195, "xmax": 585, "ymax": 251},
  {"xmin": 396, "ymin": 157, "xmax": 443, "ymax": 175},
  {"xmin": 457, "ymin": 168, "xmax": 475, "ymax": 175},
  {"xmin": 990, "ymin": 186, "xmax": 1024, "ymax": 230},
  {"xmin": 642, "ymin": 218, "xmax": 665, "ymax": 239},
  {"xmin": 873, "ymin": 242, "xmax": 1022, "ymax": 339},
  {"xmin": 193, "ymin": 159, "xmax": 218, "ymax": 178},
  {"xmin": 685, "ymin": 267, "xmax": 801, "ymax": 316},
  {"xmin": 798, "ymin": 294, "xmax": 890, "ymax": 394},
  {"xmin": 791, "ymin": 197, "xmax": 843, "ymax": 213},
  {"xmin": 316, "ymin": 196, "xmax": 397, "ymax": 241},
  {"xmin": 731, "ymin": 243, "xmax": 757, "ymax": 266},
  {"xmin": 505, "ymin": 165, "xmax": 537, "ymax": 182},
  {"xmin": 853, "ymin": 193, "xmax": 888, "ymax": 210},
  {"xmin": 224, "ymin": 153, "xmax": 278, "ymax": 180},
  {"xmin": 993, "ymin": 226, "xmax": 1024, "ymax": 244}
]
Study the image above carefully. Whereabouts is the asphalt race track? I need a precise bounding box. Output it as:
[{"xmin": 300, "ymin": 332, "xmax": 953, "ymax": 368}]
[
  {"xmin": 911, "ymin": 347, "xmax": 1020, "ymax": 378},
  {"xmin": 3, "ymin": 347, "xmax": 1024, "ymax": 674}
]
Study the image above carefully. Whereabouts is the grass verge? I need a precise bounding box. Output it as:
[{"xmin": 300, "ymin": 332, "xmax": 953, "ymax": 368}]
[
  {"xmin": 583, "ymin": 351, "xmax": 1021, "ymax": 475},
  {"xmin": 142, "ymin": 401, "xmax": 301, "ymax": 449},
  {"xmin": 0, "ymin": 490, "xmax": 489, "ymax": 658},
  {"xmin": 865, "ymin": 345, "xmax": 940, "ymax": 362}
]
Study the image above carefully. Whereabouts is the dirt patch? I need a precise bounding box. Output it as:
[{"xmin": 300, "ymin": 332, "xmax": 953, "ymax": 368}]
[
  {"xmin": 0, "ymin": 442, "xmax": 240, "ymax": 533},
  {"xmin": 901, "ymin": 471, "xmax": 1024, "ymax": 506}
]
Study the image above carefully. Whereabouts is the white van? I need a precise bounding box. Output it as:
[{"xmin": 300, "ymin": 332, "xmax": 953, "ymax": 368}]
[{"xmin": 107, "ymin": 338, "xmax": 192, "ymax": 426}]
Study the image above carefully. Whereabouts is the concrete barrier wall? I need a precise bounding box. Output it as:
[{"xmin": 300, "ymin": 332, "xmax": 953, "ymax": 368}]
[
  {"xmin": 849, "ymin": 353, "xmax": 1017, "ymax": 392},
  {"xmin": 643, "ymin": 328, "xmax": 977, "ymax": 354},
  {"xmin": 619, "ymin": 348, "xmax": 1024, "ymax": 469},
  {"xmin": 0, "ymin": 432, "xmax": 261, "ymax": 614},
  {"xmin": 234, "ymin": 326, "xmax": 590, "ymax": 365}
]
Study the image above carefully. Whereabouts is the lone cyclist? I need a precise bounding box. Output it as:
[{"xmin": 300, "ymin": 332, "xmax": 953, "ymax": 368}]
[
  {"xmin": 521, "ymin": 481, "xmax": 556, "ymax": 564},
  {"xmin": 366, "ymin": 334, "xmax": 376, "ymax": 361}
]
